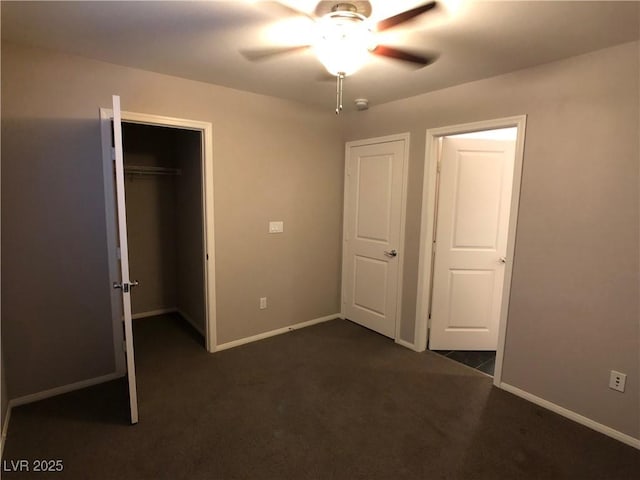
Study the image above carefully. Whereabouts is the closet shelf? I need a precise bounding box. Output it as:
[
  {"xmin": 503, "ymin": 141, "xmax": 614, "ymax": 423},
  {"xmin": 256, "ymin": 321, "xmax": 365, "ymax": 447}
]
[{"xmin": 124, "ymin": 165, "xmax": 181, "ymax": 176}]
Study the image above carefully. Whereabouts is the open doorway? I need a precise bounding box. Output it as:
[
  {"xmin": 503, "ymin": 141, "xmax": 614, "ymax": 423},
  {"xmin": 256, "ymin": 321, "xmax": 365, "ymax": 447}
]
[
  {"xmin": 122, "ymin": 123, "xmax": 206, "ymax": 346},
  {"xmin": 415, "ymin": 116, "xmax": 526, "ymax": 383},
  {"xmin": 101, "ymin": 108, "xmax": 217, "ymax": 380}
]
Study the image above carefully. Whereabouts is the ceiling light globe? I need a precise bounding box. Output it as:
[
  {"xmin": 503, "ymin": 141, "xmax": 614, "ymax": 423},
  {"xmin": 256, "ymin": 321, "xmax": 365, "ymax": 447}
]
[{"xmin": 314, "ymin": 12, "xmax": 375, "ymax": 76}]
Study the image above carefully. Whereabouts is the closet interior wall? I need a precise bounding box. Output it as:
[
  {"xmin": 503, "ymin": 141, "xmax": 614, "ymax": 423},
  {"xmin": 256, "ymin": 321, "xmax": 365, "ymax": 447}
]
[{"xmin": 122, "ymin": 123, "xmax": 206, "ymax": 336}]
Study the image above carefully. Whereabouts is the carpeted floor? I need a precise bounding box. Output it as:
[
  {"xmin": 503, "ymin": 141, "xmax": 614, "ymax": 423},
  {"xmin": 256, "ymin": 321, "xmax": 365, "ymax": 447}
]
[{"xmin": 3, "ymin": 315, "xmax": 639, "ymax": 479}]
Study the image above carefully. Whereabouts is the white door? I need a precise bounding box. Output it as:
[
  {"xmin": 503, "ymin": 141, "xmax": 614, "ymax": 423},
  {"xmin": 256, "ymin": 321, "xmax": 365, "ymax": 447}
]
[
  {"xmin": 429, "ymin": 137, "xmax": 515, "ymax": 350},
  {"xmin": 111, "ymin": 95, "xmax": 139, "ymax": 423},
  {"xmin": 342, "ymin": 137, "xmax": 407, "ymax": 338}
]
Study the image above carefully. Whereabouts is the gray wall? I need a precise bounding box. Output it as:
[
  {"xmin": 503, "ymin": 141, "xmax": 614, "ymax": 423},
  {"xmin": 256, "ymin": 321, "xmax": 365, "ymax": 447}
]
[
  {"xmin": 342, "ymin": 41, "xmax": 639, "ymax": 440},
  {"xmin": 124, "ymin": 123, "xmax": 179, "ymax": 315},
  {"xmin": 2, "ymin": 39, "xmax": 638, "ymax": 442},
  {"xmin": 175, "ymin": 131, "xmax": 206, "ymax": 332},
  {"xmin": 1, "ymin": 350, "xmax": 7, "ymax": 436},
  {"xmin": 1, "ymin": 42, "xmax": 344, "ymax": 399}
]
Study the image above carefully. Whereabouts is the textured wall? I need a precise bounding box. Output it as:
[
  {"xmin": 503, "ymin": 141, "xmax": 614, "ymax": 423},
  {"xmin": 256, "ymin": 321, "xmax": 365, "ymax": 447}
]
[{"xmin": 342, "ymin": 42, "xmax": 639, "ymax": 439}]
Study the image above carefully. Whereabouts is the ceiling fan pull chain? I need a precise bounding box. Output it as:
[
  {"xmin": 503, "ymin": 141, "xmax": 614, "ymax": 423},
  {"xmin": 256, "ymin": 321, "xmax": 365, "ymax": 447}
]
[{"xmin": 336, "ymin": 73, "xmax": 345, "ymax": 115}]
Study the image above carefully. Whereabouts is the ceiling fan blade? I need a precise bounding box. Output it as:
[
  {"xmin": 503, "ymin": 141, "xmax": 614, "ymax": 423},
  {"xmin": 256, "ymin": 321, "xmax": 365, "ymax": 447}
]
[
  {"xmin": 259, "ymin": 1, "xmax": 315, "ymax": 20},
  {"xmin": 240, "ymin": 45, "xmax": 311, "ymax": 62},
  {"xmin": 376, "ymin": 1, "xmax": 438, "ymax": 32},
  {"xmin": 372, "ymin": 45, "xmax": 438, "ymax": 67}
]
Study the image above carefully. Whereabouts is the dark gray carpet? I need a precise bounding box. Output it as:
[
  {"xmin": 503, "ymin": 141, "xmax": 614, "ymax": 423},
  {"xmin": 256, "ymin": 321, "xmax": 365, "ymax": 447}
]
[{"xmin": 3, "ymin": 315, "xmax": 639, "ymax": 479}]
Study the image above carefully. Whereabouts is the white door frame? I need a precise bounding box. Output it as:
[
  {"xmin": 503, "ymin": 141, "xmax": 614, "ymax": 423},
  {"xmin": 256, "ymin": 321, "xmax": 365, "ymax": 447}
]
[
  {"xmin": 340, "ymin": 132, "xmax": 410, "ymax": 343},
  {"xmin": 415, "ymin": 116, "xmax": 526, "ymax": 385},
  {"xmin": 100, "ymin": 108, "xmax": 217, "ymax": 366}
]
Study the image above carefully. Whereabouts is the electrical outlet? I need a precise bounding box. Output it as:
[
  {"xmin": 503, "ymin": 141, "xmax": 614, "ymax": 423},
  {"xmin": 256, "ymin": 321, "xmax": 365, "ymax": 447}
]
[
  {"xmin": 609, "ymin": 370, "xmax": 626, "ymax": 393},
  {"xmin": 259, "ymin": 297, "xmax": 267, "ymax": 310},
  {"xmin": 269, "ymin": 221, "xmax": 284, "ymax": 234}
]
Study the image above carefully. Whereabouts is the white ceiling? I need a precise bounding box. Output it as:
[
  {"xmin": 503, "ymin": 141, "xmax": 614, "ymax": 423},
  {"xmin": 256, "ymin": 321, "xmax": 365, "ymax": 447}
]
[{"xmin": 2, "ymin": 1, "xmax": 639, "ymax": 111}]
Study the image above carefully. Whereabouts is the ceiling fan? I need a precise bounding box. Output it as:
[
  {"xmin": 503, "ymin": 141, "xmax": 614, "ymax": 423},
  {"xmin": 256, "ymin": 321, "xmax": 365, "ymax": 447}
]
[{"xmin": 244, "ymin": 1, "xmax": 440, "ymax": 114}]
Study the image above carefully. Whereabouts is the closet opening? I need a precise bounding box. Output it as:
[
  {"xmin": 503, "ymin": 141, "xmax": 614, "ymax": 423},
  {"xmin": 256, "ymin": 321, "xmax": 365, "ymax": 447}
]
[{"xmin": 121, "ymin": 121, "xmax": 208, "ymax": 349}]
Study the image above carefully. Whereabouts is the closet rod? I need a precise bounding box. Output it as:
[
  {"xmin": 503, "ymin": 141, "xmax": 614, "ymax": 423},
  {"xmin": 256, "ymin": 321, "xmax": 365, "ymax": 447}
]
[{"xmin": 124, "ymin": 165, "xmax": 181, "ymax": 176}]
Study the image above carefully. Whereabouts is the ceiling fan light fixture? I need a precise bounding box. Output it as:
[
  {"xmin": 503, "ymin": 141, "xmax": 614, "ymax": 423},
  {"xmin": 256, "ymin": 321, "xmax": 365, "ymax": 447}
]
[{"xmin": 313, "ymin": 10, "xmax": 375, "ymax": 76}]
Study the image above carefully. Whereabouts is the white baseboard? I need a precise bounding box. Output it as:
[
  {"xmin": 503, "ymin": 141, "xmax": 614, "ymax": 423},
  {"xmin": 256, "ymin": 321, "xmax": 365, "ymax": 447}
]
[
  {"xmin": 132, "ymin": 308, "xmax": 205, "ymax": 337},
  {"xmin": 2, "ymin": 372, "xmax": 123, "ymax": 458},
  {"xmin": 132, "ymin": 308, "xmax": 177, "ymax": 320},
  {"xmin": 9, "ymin": 372, "xmax": 124, "ymax": 408},
  {"xmin": 1, "ymin": 404, "xmax": 11, "ymax": 460},
  {"xmin": 215, "ymin": 314, "xmax": 341, "ymax": 352},
  {"xmin": 499, "ymin": 382, "xmax": 640, "ymax": 450},
  {"xmin": 177, "ymin": 309, "xmax": 205, "ymax": 336}
]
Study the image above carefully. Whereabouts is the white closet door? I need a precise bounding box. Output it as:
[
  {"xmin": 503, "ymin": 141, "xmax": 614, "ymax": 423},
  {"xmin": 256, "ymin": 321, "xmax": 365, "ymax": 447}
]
[{"xmin": 112, "ymin": 95, "xmax": 139, "ymax": 424}]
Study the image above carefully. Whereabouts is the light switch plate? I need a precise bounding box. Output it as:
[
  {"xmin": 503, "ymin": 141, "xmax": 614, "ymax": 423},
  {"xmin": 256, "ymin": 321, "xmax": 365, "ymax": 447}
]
[{"xmin": 269, "ymin": 221, "xmax": 284, "ymax": 234}]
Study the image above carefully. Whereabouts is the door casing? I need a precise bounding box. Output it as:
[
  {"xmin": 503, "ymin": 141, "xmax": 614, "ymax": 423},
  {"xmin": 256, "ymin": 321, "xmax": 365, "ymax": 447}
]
[
  {"xmin": 341, "ymin": 133, "xmax": 410, "ymax": 344},
  {"xmin": 415, "ymin": 116, "xmax": 527, "ymax": 385},
  {"xmin": 100, "ymin": 108, "xmax": 217, "ymax": 371}
]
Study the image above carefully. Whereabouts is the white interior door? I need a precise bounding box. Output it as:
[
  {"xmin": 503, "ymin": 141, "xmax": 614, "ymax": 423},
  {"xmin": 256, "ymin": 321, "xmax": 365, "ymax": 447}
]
[
  {"xmin": 112, "ymin": 95, "xmax": 139, "ymax": 424},
  {"xmin": 429, "ymin": 137, "xmax": 515, "ymax": 351},
  {"xmin": 342, "ymin": 138, "xmax": 407, "ymax": 338}
]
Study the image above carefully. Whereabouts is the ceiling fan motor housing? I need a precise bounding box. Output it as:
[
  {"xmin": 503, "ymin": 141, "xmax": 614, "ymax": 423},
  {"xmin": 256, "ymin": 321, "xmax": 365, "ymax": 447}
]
[{"xmin": 315, "ymin": 1, "xmax": 373, "ymax": 17}]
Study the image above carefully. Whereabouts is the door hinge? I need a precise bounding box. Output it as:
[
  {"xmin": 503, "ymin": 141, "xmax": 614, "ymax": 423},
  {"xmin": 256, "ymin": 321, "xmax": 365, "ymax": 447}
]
[
  {"xmin": 436, "ymin": 160, "xmax": 441, "ymax": 173},
  {"xmin": 116, "ymin": 247, "xmax": 121, "ymax": 260},
  {"xmin": 111, "ymin": 147, "xmax": 116, "ymax": 161}
]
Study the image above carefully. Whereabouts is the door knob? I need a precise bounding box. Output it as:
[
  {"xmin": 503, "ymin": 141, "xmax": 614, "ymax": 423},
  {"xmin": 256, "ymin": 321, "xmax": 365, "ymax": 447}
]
[
  {"xmin": 499, "ymin": 257, "xmax": 506, "ymax": 264},
  {"xmin": 113, "ymin": 281, "xmax": 140, "ymax": 293},
  {"xmin": 384, "ymin": 249, "xmax": 398, "ymax": 258}
]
